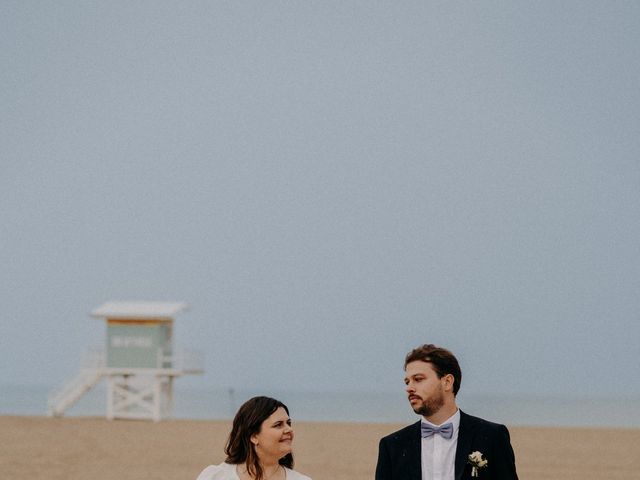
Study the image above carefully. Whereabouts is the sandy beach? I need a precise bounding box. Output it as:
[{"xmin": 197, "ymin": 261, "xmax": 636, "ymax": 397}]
[{"xmin": 1, "ymin": 415, "xmax": 637, "ymax": 480}]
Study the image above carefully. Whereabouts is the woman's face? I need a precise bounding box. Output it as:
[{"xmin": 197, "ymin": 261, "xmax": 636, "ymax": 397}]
[{"xmin": 251, "ymin": 407, "xmax": 294, "ymax": 461}]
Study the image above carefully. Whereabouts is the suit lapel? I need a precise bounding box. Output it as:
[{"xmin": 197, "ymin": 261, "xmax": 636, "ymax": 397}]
[
  {"xmin": 455, "ymin": 411, "xmax": 476, "ymax": 480},
  {"xmin": 407, "ymin": 421, "xmax": 422, "ymax": 480}
]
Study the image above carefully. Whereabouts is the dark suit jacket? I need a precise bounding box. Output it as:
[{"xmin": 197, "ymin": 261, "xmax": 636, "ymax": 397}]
[{"xmin": 375, "ymin": 411, "xmax": 518, "ymax": 480}]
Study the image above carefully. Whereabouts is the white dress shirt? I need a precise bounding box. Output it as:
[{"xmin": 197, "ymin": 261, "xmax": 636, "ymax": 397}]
[{"xmin": 421, "ymin": 409, "xmax": 460, "ymax": 480}]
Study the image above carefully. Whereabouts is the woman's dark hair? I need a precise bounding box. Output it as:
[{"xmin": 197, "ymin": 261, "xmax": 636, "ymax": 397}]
[
  {"xmin": 225, "ymin": 396, "xmax": 293, "ymax": 480},
  {"xmin": 405, "ymin": 344, "xmax": 462, "ymax": 396}
]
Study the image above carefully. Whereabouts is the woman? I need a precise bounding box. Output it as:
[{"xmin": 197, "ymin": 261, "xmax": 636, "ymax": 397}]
[{"xmin": 195, "ymin": 396, "xmax": 312, "ymax": 480}]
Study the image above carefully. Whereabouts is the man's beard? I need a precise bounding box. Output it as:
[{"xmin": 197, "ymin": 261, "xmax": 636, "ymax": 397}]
[{"xmin": 411, "ymin": 390, "xmax": 445, "ymax": 417}]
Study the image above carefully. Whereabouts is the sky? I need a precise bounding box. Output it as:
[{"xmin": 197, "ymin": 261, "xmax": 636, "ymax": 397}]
[{"xmin": 1, "ymin": 1, "xmax": 639, "ymax": 401}]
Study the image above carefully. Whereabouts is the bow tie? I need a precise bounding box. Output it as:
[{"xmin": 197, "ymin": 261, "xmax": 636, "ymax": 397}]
[{"xmin": 421, "ymin": 422, "xmax": 454, "ymax": 439}]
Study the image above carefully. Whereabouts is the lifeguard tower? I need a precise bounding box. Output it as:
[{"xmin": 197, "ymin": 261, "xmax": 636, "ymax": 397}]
[{"xmin": 48, "ymin": 301, "xmax": 203, "ymax": 421}]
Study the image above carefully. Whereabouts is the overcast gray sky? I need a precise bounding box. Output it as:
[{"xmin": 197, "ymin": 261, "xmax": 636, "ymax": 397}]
[{"xmin": 1, "ymin": 1, "xmax": 639, "ymax": 400}]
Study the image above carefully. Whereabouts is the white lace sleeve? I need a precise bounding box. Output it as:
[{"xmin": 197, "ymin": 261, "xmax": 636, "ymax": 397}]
[
  {"xmin": 195, "ymin": 463, "xmax": 228, "ymax": 480},
  {"xmin": 285, "ymin": 467, "xmax": 312, "ymax": 480}
]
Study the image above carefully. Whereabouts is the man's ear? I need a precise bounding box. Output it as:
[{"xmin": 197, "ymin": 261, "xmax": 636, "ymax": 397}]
[{"xmin": 442, "ymin": 373, "xmax": 455, "ymax": 392}]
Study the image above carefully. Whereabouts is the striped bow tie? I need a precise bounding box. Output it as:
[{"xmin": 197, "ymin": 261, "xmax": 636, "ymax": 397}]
[{"xmin": 421, "ymin": 422, "xmax": 454, "ymax": 439}]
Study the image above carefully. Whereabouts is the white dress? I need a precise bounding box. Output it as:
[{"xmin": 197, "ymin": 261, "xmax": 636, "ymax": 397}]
[{"xmin": 195, "ymin": 462, "xmax": 312, "ymax": 480}]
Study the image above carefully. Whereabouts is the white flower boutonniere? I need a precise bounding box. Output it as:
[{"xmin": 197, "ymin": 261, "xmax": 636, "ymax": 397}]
[{"xmin": 467, "ymin": 451, "xmax": 488, "ymax": 477}]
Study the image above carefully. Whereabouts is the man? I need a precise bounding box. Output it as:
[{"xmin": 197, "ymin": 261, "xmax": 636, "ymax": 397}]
[{"xmin": 375, "ymin": 344, "xmax": 518, "ymax": 480}]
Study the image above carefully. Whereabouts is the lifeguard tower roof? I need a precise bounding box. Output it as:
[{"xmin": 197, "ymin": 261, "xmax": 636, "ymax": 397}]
[{"xmin": 91, "ymin": 301, "xmax": 188, "ymax": 319}]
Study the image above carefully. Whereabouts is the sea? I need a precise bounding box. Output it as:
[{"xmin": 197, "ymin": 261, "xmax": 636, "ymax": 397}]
[{"xmin": 2, "ymin": 384, "xmax": 639, "ymax": 428}]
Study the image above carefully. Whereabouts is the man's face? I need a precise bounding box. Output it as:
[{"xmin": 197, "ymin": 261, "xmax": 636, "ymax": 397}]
[{"xmin": 404, "ymin": 360, "xmax": 447, "ymax": 417}]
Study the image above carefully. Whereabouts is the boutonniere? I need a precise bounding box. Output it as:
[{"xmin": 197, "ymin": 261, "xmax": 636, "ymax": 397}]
[{"xmin": 467, "ymin": 451, "xmax": 488, "ymax": 477}]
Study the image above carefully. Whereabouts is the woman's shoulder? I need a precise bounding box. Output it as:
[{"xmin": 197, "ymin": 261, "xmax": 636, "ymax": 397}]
[
  {"xmin": 285, "ymin": 467, "xmax": 312, "ymax": 480},
  {"xmin": 195, "ymin": 462, "xmax": 238, "ymax": 480}
]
